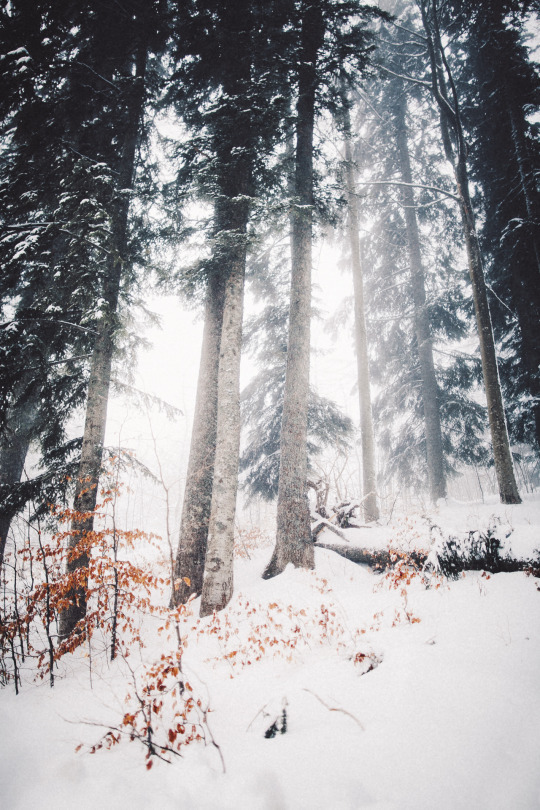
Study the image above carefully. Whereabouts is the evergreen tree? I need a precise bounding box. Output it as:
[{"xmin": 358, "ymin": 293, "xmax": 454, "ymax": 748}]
[
  {"xmin": 240, "ymin": 262, "xmax": 354, "ymax": 503},
  {"xmin": 392, "ymin": 83, "xmax": 446, "ymax": 502},
  {"xmin": 444, "ymin": 0, "xmax": 540, "ymax": 450},
  {"xmin": 339, "ymin": 12, "xmax": 488, "ymax": 497},
  {"xmin": 4, "ymin": 0, "xmax": 170, "ymax": 638},
  {"xmin": 418, "ymin": 0, "xmax": 521, "ymax": 503},
  {"xmin": 0, "ymin": 2, "xmax": 103, "ymax": 571},
  {"xmin": 264, "ymin": 0, "xmax": 381, "ymax": 578}
]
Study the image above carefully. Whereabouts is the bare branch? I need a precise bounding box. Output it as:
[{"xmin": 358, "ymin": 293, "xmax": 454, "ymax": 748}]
[
  {"xmin": 373, "ymin": 62, "xmax": 431, "ymax": 89},
  {"xmin": 356, "ymin": 179, "xmax": 459, "ymax": 203},
  {"xmin": 302, "ymin": 689, "xmax": 365, "ymax": 731}
]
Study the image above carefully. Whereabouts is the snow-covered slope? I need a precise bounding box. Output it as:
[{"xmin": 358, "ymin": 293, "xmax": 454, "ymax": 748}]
[{"xmin": 1, "ymin": 498, "xmax": 539, "ymax": 809}]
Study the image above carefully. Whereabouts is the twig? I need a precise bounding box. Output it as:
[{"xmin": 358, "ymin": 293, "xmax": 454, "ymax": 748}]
[
  {"xmin": 246, "ymin": 701, "xmax": 270, "ymax": 732},
  {"xmin": 302, "ymin": 688, "xmax": 365, "ymax": 731},
  {"xmin": 355, "ymin": 179, "xmax": 459, "ymax": 203},
  {"xmin": 202, "ymin": 706, "xmax": 226, "ymax": 774}
]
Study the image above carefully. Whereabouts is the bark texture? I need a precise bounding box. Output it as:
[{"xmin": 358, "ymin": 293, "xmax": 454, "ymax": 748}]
[
  {"xmin": 199, "ymin": 251, "xmax": 246, "ymax": 616},
  {"xmin": 343, "ymin": 114, "xmax": 379, "ymax": 522},
  {"xmin": 59, "ymin": 328, "xmax": 114, "ymax": 638},
  {"xmin": 264, "ymin": 3, "xmax": 324, "ymax": 578},
  {"xmin": 456, "ymin": 170, "xmax": 521, "ymax": 504},
  {"xmin": 393, "ymin": 89, "xmax": 446, "ymax": 502},
  {"xmin": 171, "ymin": 273, "xmax": 225, "ymax": 605}
]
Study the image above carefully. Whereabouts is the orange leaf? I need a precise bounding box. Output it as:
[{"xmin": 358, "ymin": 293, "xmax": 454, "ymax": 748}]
[{"xmin": 183, "ymin": 577, "xmax": 191, "ymax": 587}]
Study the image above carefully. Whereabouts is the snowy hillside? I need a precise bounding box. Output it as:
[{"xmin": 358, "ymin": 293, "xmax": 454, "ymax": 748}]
[{"xmin": 1, "ymin": 497, "xmax": 540, "ymax": 810}]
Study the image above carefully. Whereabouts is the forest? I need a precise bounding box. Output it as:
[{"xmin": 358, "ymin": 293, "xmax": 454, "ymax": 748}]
[{"xmin": 1, "ymin": 1, "xmax": 540, "ymax": 808}]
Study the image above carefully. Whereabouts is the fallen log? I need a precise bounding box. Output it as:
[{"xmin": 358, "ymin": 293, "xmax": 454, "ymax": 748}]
[
  {"xmin": 313, "ymin": 542, "xmax": 425, "ymax": 570},
  {"xmin": 311, "ymin": 518, "xmax": 348, "ymax": 542},
  {"xmin": 315, "ymin": 541, "xmax": 539, "ymax": 577}
]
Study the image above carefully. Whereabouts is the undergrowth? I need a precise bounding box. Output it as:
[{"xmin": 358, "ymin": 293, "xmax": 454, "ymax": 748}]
[{"xmin": 429, "ymin": 516, "xmax": 539, "ymax": 578}]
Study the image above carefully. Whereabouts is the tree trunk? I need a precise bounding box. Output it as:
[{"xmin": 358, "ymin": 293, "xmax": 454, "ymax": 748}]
[
  {"xmin": 0, "ymin": 269, "xmax": 66, "ymax": 574},
  {"xmin": 342, "ymin": 115, "xmax": 380, "ymax": 521},
  {"xmin": 59, "ymin": 327, "xmax": 115, "ymax": 638},
  {"xmin": 199, "ymin": 246, "xmax": 247, "ymax": 616},
  {"xmin": 264, "ymin": 2, "xmax": 324, "ymax": 578},
  {"xmin": 198, "ymin": 0, "xmax": 252, "ymax": 615},
  {"xmin": 393, "ymin": 89, "xmax": 446, "ymax": 503},
  {"xmin": 315, "ymin": 540, "xmax": 427, "ymax": 570},
  {"xmin": 463, "ymin": 9, "xmax": 540, "ymax": 451},
  {"xmin": 171, "ymin": 272, "xmax": 225, "ymax": 605},
  {"xmin": 455, "ymin": 163, "xmax": 521, "ymax": 503},
  {"xmin": 59, "ymin": 44, "xmax": 148, "ymax": 639},
  {"xmin": 315, "ymin": 538, "xmax": 535, "ymax": 575}
]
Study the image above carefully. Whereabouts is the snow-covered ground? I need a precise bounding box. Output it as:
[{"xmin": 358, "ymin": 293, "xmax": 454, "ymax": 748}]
[{"xmin": 1, "ymin": 496, "xmax": 540, "ymax": 810}]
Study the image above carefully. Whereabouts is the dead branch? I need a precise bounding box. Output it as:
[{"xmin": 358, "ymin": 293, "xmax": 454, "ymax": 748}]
[{"xmin": 302, "ymin": 688, "xmax": 364, "ymax": 731}]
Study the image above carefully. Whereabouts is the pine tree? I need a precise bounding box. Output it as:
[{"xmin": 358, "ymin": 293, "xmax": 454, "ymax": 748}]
[
  {"xmin": 240, "ymin": 263, "xmax": 354, "ymax": 503},
  {"xmin": 0, "ymin": 2, "xmax": 102, "ymax": 571},
  {"xmin": 392, "ymin": 85, "xmax": 446, "ymax": 502},
  {"xmin": 51, "ymin": 0, "xmax": 167, "ymax": 639},
  {"xmin": 340, "ymin": 10, "xmax": 487, "ymax": 497},
  {"xmin": 265, "ymin": 0, "xmax": 380, "ymax": 577},
  {"xmin": 370, "ymin": 2, "xmax": 448, "ymax": 502},
  {"xmin": 444, "ymin": 0, "xmax": 540, "ymax": 450},
  {"xmin": 418, "ymin": 0, "xmax": 521, "ymax": 504}
]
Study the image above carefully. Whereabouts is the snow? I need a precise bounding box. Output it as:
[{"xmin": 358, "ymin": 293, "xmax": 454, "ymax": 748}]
[
  {"xmin": 2, "ymin": 497, "xmax": 540, "ymax": 809},
  {"xmin": 323, "ymin": 494, "xmax": 540, "ymax": 561}
]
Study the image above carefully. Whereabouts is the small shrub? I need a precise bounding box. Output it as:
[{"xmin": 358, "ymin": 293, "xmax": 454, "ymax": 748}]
[
  {"xmin": 0, "ymin": 462, "xmax": 166, "ymax": 690},
  {"xmin": 83, "ymin": 650, "xmax": 207, "ymax": 768},
  {"xmin": 191, "ymin": 575, "xmax": 346, "ymax": 673}
]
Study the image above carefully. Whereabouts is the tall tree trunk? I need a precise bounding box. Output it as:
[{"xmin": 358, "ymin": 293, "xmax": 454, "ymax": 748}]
[
  {"xmin": 455, "ymin": 165, "xmax": 522, "ymax": 503},
  {"xmin": 59, "ymin": 327, "xmax": 114, "ymax": 638},
  {"xmin": 420, "ymin": 0, "xmax": 521, "ymax": 505},
  {"xmin": 342, "ymin": 106, "xmax": 380, "ymax": 521},
  {"xmin": 59, "ymin": 44, "xmax": 148, "ymax": 639},
  {"xmin": 198, "ymin": 0, "xmax": 252, "ymax": 615},
  {"xmin": 393, "ymin": 89, "xmax": 446, "ymax": 502},
  {"xmin": 0, "ymin": 270, "xmax": 64, "ymax": 574},
  {"xmin": 199, "ymin": 238, "xmax": 247, "ymax": 616},
  {"xmin": 264, "ymin": 2, "xmax": 324, "ymax": 578},
  {"xmin": 171, "ymin": 272, "xmax": 225, "ymax": 605}
]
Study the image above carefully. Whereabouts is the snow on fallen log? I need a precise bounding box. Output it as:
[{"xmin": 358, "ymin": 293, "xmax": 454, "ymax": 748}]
[
  {"xmin": 314, "ymin": 541, "xmax": 427, "ymax": 570},
  {"xmin": 310, "ymin": 516, "xmax": 348, "ymax": 542}
]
